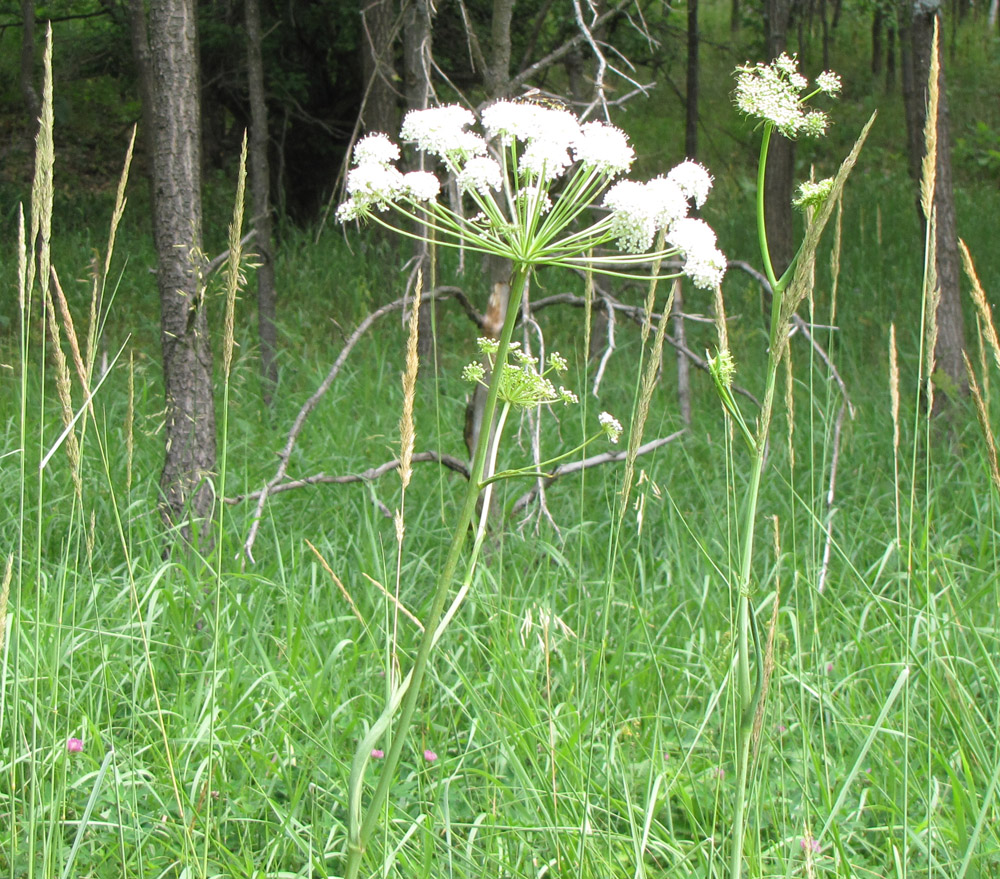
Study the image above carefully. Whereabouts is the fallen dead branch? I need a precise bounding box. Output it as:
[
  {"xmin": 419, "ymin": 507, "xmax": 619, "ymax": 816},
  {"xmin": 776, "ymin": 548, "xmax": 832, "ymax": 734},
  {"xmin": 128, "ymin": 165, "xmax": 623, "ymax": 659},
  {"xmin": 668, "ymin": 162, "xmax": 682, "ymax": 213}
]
[
  {"xmin": 227, "ymin": 450, "xmax": 470, "ymax": 505},
  {"xmin": 508, "ymin": 429, "xmax": 687, "ymax": 517},
  {"xmin": 238, "ymin": 286, "xmax": 471, "ymax": 562},
  {"xmin": 235, "ymin": 273, "xmax": 750, "ymax": 561}
]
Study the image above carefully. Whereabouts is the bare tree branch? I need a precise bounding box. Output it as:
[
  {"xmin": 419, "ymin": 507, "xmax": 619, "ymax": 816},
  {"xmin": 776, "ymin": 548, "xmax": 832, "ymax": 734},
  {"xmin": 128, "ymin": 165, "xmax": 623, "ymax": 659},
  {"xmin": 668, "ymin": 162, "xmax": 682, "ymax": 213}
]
[
  {"xmin": 532, "ymin": 288, "xmax": 761, "ymax": 406},
  {"xmin": 505, "ymin": 0, "xmax": 632, "ymax": 98},
  {"xmin": 508, "ymin": 429, "xmax": 687, "ymax": 516},
  {"xmin": 226, "ymin": 450, "xmax": 470, "ymax": 505},
  {"xmin": 240, "ymin": 286, "xmax": 472, "ymax": 562}
]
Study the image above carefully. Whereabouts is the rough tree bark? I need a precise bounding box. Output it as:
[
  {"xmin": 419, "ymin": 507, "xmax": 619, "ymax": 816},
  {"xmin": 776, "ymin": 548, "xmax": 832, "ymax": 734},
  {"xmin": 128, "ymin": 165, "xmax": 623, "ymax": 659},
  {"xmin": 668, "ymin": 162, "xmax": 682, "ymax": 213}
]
[
  {"xmin": 686, "ymin": 0, "xmax": 699, "ymax": 158},
  {"xmin": 763, "ymin": 0, "xmax": 795, "ymax": 277},
  {"xmin": 129, "ymin": 0, "xmax": 217, "ymax": 531},
  {"xmin": 901, "ymin": 2, "xmax": 966, "ymax": 402},
  {"xmin": 246, "ymin": 0, "xmax": 278, "ymax": 405},
  {"xmin": 403, "ymin": 0, "xmax": 436, "ymax": 361},
  {"xmin": 361, "ymin": 0, "xmax": 399, "ymax": 134},
  {"xmin": 20, "ymin": 0, "xmax": 40, "ymax": 127}
]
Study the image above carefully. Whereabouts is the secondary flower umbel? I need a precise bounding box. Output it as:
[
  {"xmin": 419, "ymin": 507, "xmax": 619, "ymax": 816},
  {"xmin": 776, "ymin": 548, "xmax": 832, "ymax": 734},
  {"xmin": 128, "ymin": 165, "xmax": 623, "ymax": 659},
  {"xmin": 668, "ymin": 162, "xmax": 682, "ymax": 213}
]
[
  {"xmin": 338, "ymin": 101, "xmax": 726, "ymax": 288},
  {"xmin": 734, "ymin": 53, "xmax": 840, "ymax": 138}
]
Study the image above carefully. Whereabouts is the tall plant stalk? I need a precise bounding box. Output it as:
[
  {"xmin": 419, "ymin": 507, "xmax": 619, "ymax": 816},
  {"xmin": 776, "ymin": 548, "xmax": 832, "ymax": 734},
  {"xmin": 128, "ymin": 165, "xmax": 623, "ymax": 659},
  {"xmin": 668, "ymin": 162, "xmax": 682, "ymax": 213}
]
[
  {"xmin": 722, "ymin": 56, "xmax": 874, "ymax": 873},
  {"xmin": 344, "ymin": 263, "xmax": 529, "ymax": 879}
]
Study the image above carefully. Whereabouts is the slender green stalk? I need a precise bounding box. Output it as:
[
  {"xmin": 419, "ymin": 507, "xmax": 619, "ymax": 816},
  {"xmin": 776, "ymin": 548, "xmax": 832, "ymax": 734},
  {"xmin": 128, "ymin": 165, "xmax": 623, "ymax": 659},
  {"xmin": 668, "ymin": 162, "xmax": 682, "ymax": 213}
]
[
  {"xmin": 727, "ymin": 120, "xmax": 785, "ymax": 879},
  {"xmin": 344, "ymin": 263, "xmax": 530, "ymax": 879}
]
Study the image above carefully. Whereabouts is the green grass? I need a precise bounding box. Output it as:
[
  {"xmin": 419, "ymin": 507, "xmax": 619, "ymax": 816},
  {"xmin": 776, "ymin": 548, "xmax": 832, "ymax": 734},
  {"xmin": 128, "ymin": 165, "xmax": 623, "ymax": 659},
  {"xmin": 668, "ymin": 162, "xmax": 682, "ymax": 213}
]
[{"xmin": 4, "ymin": 10, "xmax": 1000, "ymax": 879}]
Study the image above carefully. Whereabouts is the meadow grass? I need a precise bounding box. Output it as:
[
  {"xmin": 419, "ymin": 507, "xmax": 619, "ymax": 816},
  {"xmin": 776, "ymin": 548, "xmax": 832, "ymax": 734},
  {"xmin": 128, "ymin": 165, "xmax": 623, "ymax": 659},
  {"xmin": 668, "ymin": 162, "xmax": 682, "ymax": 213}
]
[{"xmin": 4, "ymin": 20, "xmax": 1000, "ymax": 879}]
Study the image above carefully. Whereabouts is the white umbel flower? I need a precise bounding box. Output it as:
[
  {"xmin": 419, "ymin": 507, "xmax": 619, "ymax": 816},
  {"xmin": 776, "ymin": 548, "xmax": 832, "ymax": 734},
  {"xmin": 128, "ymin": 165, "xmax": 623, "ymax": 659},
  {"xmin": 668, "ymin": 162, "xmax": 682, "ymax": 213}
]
[
  {"xmin": 572, "ymin": 121, "xmax": 634, "ymax": 174},
  {"xmin": 682, "ymin": 248, "xmax": 727, "ymax": 289},
  {"xmin": 400, "ymin": 106, "xmax": 484, "ymax": 160},
  {"xmin": 457, "ymin": 156, "xmax": 503, "ymax": 194},
  {"xmin": 668, "ymin": 218, "xmax": 726, "ymax": 289},
  {"xmin": 816, "ymin": 70, "xmax": 842, "ymax": 95},
  {"xmin": 645, "ymin": 176, "xmax": 690, "ymax": 229},
  {"xmin": 346, "ymin": 161, "xmax": 405, "ymax": 203},
  {"xmin": 667, "ymin": 160, "xmax": 714, "ymax": 209},
  {"xmin": 598, "ymin": 411, "xmax": 623, "ymax": 443},
  {"xmin": 402, "ymin": 171, "xmax": 441, "ymax": 202},
  {"xmin": 353, "ymin": 133, "xmax": 400, "ymax": 166},
  {"xmin": 519, "ymin": 139, "xmax": 573, "ymax": 182},
  {"xmin": 605, "ymin": 180, "xmax": 657, "ymax": 252},
  {"xmin": 734, "ymin": 53, "xmax": 835, "ymax": 139},
  {"xmin": 481, "ymin": 100, "xmax": 580, "ymax": 150},
  {"xmin": 667, "ymin": 217, "xmax": 718, "ymax": 256}
]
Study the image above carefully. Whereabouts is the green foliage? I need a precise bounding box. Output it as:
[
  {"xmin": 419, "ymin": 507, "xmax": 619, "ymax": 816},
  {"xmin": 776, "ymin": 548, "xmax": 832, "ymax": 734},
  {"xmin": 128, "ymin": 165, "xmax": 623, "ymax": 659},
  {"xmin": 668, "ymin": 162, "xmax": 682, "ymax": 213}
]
[{"xmin": 3, "ymin": 5, "xmax": 1000, "ymax": 878}]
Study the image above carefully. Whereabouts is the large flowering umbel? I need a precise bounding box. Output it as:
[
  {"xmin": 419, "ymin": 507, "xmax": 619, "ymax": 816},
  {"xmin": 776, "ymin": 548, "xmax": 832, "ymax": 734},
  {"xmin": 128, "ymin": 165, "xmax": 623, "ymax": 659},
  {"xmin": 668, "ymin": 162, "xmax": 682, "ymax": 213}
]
[{"xmin": 338, "ymin": 101, "xmax": 726, "ymax": 289}]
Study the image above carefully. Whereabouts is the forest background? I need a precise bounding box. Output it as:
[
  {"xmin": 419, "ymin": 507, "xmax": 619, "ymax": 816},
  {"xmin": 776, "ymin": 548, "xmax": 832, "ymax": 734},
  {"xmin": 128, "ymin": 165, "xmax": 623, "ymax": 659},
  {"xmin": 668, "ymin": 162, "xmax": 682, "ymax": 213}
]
[{"xmin": 2, "ymin": 0, "xmax": 1000, "ymax": 877}]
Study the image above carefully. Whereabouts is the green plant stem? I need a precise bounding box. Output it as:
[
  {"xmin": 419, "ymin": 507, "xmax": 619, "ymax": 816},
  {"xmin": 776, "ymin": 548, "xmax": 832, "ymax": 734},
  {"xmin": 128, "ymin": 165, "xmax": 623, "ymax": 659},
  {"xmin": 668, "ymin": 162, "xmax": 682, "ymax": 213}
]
[
  {"xmin": 729, "ymin": 120, "xmax": 785, "ymax": 879},
  {"xmin": 757, "ymin": 124, "xmax": 780, "ymax": 292},
  {"xmin": 344, "ymin": 263, "xmax": 530, "ymax": 879}
]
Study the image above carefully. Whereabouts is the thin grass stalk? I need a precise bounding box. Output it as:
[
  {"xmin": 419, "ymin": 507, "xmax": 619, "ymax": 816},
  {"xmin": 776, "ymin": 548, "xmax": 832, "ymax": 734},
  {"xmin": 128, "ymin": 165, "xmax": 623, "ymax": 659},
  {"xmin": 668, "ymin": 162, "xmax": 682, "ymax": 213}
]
[
  {"xmin": 392, "ymin": 270, "xmax": 422, "ymax": 716},
  {"xmin": 960, "ymin": 239, "xmax": 1000, "ymax": 373},
  {"xmin": 917, "ymin": 22, "xmax": 941, "ymax": 862},
  {"xmin": 889, "ymin": 324, "xmax": 901, "ymax": 548},
  {"xmin": 24, "ymin": 32, "xmax": 54, "ymax": 873},
  {"xmin": 127, "ymin": 352, "xmax": 134, "ymax": 495},
  {"xmin": 963, "ymin": 354, "xmax": 1000, "ymax": 495},
  {"xmin": 0, "ymin": 554, "xmax": 12, "ymax": 657},
  {"xmin": 203, "ymin": 133, "xmax": 248, "ymax": 872},
  {"xmin": 345, "ymin": 262, "xmax": 531, "ymax": 879},
  {"xmin": 618, "ymin": 235, "xmax": 671, "ymax": 523}
]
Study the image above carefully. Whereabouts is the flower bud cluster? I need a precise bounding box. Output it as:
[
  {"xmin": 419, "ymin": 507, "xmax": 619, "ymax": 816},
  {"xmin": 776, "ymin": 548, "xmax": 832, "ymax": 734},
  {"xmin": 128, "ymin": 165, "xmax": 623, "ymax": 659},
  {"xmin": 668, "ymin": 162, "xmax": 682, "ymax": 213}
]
[{"xmin": 464, "ymin": 339, "xmax": 577, "ymax": 408}]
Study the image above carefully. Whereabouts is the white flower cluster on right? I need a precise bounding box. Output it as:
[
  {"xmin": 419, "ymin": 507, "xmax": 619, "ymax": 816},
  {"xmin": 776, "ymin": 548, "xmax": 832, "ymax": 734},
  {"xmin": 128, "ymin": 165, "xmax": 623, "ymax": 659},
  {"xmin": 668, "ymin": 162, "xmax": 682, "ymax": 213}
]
[
  {"xmin": 734, "ymin": 53, "xmax": 841, "ymax": 138},
  {"xmin": 337, "ymin": 98, "xmax": 727, "ymax": 290},
  {"xmin": 603, "ymin": 160, "xmax": 725, "ymax": 288}
]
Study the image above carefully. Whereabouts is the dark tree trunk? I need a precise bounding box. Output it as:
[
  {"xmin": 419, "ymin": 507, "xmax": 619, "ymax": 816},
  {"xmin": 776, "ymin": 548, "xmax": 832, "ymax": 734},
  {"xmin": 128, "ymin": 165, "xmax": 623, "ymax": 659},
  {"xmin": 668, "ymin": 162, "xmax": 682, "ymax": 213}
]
[
  {"xmin": 686, "ymin": 0, "xmax": 699, "ymax": 158},
  {"xmin": 362, "ymin": 0, "xmax": 398, "ymax": 134},
  {"xmin": 901, "ymin": 3, "xmax": 966, "ymax": 404},
  {"xmin": 764, "ymin": 0, "xmax": 795, "ymax": 277},
  {"xmin": 129, "ymin": 0, "xmax": 217, "ymax": 531},
  {"xmin": 821, "ymin": 0, "xmax": 831, "ymax": 69},
  {"xmin": 886, "ymin": 23, "xmax": 896, "ymax": 89},
  {"xmin": 20, "ymin": 0, "xmax": 40, "ymax": 127},
  {"xmin": 246, "ymin": 0, "xmax": 278, "ymax": 405},
  {"xmin": 732, "ymin": 0, "xmax": 740, "ymax": 32},
  {"xmin": 485, "ymin": 0, "xmax": 515, "ymax": 98},
  {"xmin": 872, "ymin": 6, "xmax": 884, "ymax": 76},
  {"xmin": 831, "ymin": 0, "xmax": 844, "ymax": 29},
  {"xmin": 403, "ymin": 0, "xmax": 435, "ymax": 361}
]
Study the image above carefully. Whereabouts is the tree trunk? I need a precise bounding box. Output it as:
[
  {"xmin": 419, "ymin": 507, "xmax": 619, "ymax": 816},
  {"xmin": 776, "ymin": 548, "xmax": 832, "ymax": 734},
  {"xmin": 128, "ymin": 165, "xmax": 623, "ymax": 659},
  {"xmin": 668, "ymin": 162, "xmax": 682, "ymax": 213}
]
[
  {"xmin": 485, "ymin": 0, "xmax": 515, "ymax": 98},
  {"xmin": 129, "ymin": 0, "xmax": 217, "ymax": 532},
  {"xmin": 403, "ymin": 0, "xmax": 436, "ymax": 361},
  {"xmin": 901, "ymin": 3, "xmax": 966, "ymax": 404},
  {"xmin": 686, "ymin": 0, "xmax": 699, "ymax": 159},
  {"xmin": 246, "ymin": 0, "xmax": 278, "ymax": 405},
  {"xmin": 20, "ymin": 0, "xmax": 40, "ymax": 128},
  {"xmin": 361, "ymin": 0, "xmax": 398, "ymax": 134},
  {"xmin": 886, "ymin": 23, "xmax": 896, "ymax": 90},
  {"xmin": 872, "ymin": 6, "xmax": 884, "ymax": 76},
  {"xmin": 764, "ymin": 0, "xmax": 795, "ymax": 277}
]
